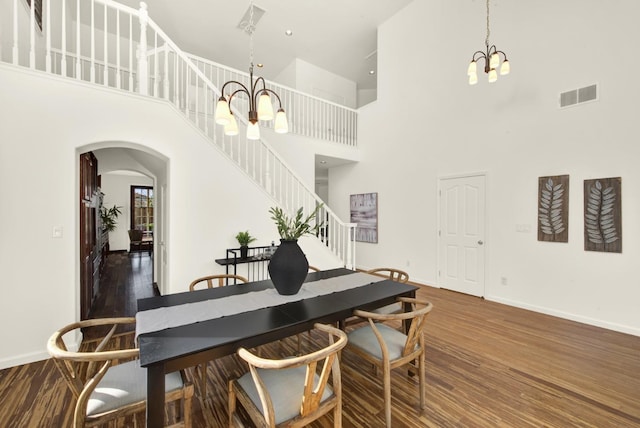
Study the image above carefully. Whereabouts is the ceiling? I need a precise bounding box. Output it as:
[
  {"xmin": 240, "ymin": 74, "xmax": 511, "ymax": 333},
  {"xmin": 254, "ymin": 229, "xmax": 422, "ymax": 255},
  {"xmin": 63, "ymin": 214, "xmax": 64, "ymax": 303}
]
[{"xmin": 117, "ymin": 0, "xmax": 412, "ymax": 91}]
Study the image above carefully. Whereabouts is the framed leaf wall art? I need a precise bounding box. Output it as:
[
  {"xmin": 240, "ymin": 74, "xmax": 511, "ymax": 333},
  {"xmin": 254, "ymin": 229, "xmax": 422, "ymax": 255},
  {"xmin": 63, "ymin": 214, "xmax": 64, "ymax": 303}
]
[
  {"xmin": 538, "ymin": 175, "xmax": 569, "ymax": 243},
  {"xmin": 584, "ymin": 177, "xmax": 622, "ymax": 253},
  {"xmin": 350, "ymin": 192, "xmax": 378, "ymax": 243}
]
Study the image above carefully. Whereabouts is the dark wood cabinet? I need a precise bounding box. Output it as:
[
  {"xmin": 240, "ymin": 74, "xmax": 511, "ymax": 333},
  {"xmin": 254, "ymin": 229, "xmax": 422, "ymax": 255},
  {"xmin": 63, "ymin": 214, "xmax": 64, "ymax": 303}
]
[{"xmin": 79, "ymin": 152, "xmax": 107, "ymax": 320}]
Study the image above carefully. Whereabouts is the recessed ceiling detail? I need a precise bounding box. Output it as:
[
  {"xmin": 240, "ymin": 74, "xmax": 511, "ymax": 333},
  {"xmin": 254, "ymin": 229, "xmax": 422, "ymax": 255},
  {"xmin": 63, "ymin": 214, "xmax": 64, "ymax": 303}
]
[{"xmin": 237, "ymin": 4, "xmax": 266, "ymax": 34}]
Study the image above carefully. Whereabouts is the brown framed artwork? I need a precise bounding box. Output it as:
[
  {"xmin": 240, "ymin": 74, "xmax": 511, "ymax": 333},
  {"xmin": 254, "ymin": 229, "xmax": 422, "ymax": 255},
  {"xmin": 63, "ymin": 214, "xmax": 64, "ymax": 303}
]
[
  {"xmin": 584, "ymin": 177, "xmax": 622, "ymax": 253},
  {"xmin": 350, "ymin": 192, "xmax": 378, "ymax": 243},
  {"xmin": 538, "ymin": 175, "xmax": 569, "ymax": 243}
]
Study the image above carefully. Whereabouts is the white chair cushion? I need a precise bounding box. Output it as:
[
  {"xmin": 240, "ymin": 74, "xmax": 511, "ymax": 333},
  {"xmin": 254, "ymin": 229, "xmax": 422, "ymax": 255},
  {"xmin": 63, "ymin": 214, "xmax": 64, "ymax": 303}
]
[
  {"xmin": 347, "ymin": 323, "xmax": 409, "ymax": 360},
  {"xmin": 87, "ymin": 360, "xmax": 184, "ymax": 416},
  {"xmin": 237, "ymin": 365, "xmax": 334, "ymax": 424},
  {"xmin": 372, "ymin": 302, "xmax": 403, "ymax": 315}
]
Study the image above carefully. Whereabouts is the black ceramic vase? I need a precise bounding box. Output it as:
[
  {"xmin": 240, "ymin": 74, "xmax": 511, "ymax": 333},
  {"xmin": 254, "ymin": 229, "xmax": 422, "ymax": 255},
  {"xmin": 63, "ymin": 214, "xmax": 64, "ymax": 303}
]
[{"xmin": 268, "ymin": 239, "xmax": 309, "ymax": 295}]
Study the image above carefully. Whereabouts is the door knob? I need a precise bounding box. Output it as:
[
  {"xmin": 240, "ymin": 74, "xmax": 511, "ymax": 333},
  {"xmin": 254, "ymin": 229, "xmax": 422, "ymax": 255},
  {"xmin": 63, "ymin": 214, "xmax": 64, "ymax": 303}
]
[{"xmin": 478, "ymin": 240, "xmax": 484, "ymax": 245}]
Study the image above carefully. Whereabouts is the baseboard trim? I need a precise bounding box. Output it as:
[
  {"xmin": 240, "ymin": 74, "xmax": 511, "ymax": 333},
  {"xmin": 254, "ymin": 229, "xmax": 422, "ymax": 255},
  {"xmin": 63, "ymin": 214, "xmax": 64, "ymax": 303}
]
[
  {"xmin": 0, "ymin": 351, "xmax": 50, "ymax": 370},
  {"xmin": 486, "ymin": 295, "xmax": 640, "ymax": 337}
]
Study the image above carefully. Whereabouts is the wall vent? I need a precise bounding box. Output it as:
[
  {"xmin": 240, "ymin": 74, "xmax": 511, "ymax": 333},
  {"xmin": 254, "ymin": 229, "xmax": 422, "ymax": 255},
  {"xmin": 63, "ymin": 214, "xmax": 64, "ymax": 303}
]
[{"xmin": 560, "ymin": 84, "xmax": 598, "ymax": 108}]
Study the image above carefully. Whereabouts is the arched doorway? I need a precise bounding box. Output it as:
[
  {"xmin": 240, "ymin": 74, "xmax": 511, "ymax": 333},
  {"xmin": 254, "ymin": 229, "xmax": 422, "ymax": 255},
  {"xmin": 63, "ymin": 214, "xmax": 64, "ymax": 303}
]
[{"xmin": 78, "ymin": 143, "xmax": 169, "ymax": 320}]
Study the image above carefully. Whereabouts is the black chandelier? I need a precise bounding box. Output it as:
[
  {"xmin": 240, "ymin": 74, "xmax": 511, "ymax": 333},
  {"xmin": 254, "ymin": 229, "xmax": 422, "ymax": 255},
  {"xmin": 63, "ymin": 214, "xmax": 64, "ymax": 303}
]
[
  {"xmin": 467, "ymin": 0, "xmax": 510, "ymax": 85},
  {"xmin": 214, "ymin": 2, "xmax": 288, "ymax": 139}
]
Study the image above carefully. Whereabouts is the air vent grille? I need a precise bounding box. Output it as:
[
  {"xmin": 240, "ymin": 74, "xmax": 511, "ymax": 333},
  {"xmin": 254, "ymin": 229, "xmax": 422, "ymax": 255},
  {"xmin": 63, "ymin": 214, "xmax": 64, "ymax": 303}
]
[{"xmin": 560, "ymin": 84, "xmax": 598, "ymax": 108}]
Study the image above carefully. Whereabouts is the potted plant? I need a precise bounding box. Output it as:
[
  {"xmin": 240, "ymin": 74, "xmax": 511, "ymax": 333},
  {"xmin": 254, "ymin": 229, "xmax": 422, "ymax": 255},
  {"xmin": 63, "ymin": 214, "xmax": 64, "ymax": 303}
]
[
  {"xmin": 268, "ymin": 204, "xmax": 323, "ymax": 295},
  {"xmin": 100, "ymin": 205, "xmax": 123, "ymax": 233},
  {"xmin": 235, "ymin": 230, "xmax": 257, "ymax": 259}
]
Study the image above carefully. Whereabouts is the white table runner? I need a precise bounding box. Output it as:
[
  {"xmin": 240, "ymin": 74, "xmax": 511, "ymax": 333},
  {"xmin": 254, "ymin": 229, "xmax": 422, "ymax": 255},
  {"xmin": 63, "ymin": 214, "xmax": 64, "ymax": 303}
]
[{"xmin": 135, "ymin": 272, "xmax": 385, "ymax": 338}]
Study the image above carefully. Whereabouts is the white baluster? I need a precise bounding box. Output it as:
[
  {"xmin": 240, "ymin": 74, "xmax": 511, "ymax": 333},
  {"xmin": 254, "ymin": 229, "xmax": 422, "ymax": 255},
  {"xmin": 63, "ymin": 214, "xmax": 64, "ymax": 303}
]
[
  {"xmin": 163, "ymin": 44, "xmax": 169, "ymax": 100},
  {"xmin": 137, "ymin": 2, "xmax": 149, "ymax": 95},
  {"xmin": 61, "ymin": 0, "xmax": 67, "ymax": 76},
  {"xmin": 103, "ymin": 2, "xmax": 108, "ymax": 85},
  {"xmin": 153, "ymin": 32, "xmax": 159, "ymax": 97},
  {"xmin": 116, "ymin": 10, "xmax": 121, "ymax": 89},
  {"xmin": 45, "ymin": 0, "xmax": 51, "ymax": 72},
  {"xmin": 75, "ymin": 0, "xmax": 82, "ymax": 78},
  {"xmin": 90, "ymin": 0, "xmax": 95, "ymax": 82},
  {"xmin": 29, "ymin": 0, "xmax": 35, "ymax": 68},
  {"xmin": 128, "ymin": 14, "xmax": 133, "ymax": 91},
  {"xmin": 12, "ymin": 0, "xmax": 18, "ymax": 65}
]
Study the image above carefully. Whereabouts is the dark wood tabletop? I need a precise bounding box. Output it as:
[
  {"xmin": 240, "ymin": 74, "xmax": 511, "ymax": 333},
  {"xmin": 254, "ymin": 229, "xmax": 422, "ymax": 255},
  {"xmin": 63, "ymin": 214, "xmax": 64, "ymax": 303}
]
[{"xmin": 137, "ymin": 267, "xmax": 418, "ymax": 427}]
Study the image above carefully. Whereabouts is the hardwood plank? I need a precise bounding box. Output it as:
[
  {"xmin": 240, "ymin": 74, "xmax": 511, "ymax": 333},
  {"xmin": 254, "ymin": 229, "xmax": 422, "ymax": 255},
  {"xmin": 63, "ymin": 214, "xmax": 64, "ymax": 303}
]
[{"xmin": 1, "ymin": 254, "xmax": 639, "ymax": 427}]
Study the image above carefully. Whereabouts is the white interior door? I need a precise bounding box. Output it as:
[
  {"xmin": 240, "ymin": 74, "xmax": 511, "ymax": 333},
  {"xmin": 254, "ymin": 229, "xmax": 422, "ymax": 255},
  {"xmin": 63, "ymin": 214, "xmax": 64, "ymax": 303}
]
[{"xmin": 438, "ymin": 174, "xmax": 486, "ymax": 297}]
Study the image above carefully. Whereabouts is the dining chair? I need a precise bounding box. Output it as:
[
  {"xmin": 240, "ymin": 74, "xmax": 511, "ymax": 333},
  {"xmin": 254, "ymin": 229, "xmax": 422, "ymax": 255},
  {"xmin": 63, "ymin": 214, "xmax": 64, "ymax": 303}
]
[
  {"xmin": 308, "ymin": 265, "xmax": 320, "ymax": 272},
  {"xmin": 127, "ymin": 229, "xmax": 144, "ymax": 256},
  {"xmin": 47, "ymin": 317, "xmax": 193, "ymax": 428},
  {"xmin": 344, "ymin": 297, "xmax": 433, "ymax": 428},
  {"xmin": 188, "ymin": 273, "xmax": 248, "ymax": 291},
  {"xmin": 344, "ymin": 267, "xmax": 411, "ymax": 329},
  {"xmin": 228, "ymin": 323, "xmax": 348, "ymax": 428},
  {"xmin": 187, "ymin": 273, "xmax": 248, "ymax": 395}
]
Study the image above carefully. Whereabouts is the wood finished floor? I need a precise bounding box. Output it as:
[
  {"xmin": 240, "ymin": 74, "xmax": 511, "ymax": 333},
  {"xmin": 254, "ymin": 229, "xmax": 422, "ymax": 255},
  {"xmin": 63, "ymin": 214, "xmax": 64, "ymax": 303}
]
[{"xmin": 1, "ymin": 252, "xmax": 639, "ymax": 427}]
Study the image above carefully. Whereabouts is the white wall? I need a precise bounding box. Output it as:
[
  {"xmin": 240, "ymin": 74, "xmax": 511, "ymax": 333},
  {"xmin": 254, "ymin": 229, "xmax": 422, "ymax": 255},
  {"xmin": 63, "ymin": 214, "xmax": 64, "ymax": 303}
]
[
  {"xmin": 330, "ymin": 0, "xmax": 640, "ymax": 336},
  {"xmin": 275, "ymin": 58, "xmax": 357, "ymax": 109}
]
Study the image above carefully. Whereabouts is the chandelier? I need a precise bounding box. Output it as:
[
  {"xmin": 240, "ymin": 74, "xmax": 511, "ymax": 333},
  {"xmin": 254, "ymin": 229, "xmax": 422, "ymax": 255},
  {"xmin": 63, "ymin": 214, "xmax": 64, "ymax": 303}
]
[
  {"xmin": 467, "ymin": 0, "xmax": 510, "ymax": 85},
  {"xmin": 214, "ymin": 2, "xmax": 288, "ymax": 140}
]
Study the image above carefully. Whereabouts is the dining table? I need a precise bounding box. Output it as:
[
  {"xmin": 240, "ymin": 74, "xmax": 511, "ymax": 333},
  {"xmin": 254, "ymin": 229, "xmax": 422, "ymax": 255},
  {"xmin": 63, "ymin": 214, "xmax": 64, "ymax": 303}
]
[{"xmin": 136, "ymin": 267, "xmax": 418, "ymax": 427}]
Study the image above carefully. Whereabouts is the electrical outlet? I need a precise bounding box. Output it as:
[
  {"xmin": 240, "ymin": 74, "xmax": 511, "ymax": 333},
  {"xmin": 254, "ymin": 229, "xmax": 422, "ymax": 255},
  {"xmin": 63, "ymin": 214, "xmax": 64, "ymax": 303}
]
[
  {"xmin": 406, "ymin": 260, "xmax": 410, "ymax": 267},
  {"xmin": 501, "ymin": 276, "xmax": 508, "ymax": 286}
]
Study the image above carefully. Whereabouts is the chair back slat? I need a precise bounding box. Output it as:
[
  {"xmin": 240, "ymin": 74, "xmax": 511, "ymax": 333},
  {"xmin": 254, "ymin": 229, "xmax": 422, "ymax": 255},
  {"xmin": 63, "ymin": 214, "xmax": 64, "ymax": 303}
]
[
  {"xmin": 366, "ymin": 267, "xmax": 410, "ymax": 283},
  {"xmin": 189, "ymin": 274, "xmax": 248, "ymax": 291}
]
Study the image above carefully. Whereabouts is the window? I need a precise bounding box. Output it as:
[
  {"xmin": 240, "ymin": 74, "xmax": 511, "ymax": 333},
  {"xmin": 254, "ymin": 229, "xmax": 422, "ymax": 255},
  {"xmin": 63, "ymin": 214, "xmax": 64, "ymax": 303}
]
[
  {"xmin": 131, "ymin": 186, "xmax": 154, "ymax": 238},
  {"xmin": 24, "ymin": 0, "xmax": 43, "ymax": 31}
]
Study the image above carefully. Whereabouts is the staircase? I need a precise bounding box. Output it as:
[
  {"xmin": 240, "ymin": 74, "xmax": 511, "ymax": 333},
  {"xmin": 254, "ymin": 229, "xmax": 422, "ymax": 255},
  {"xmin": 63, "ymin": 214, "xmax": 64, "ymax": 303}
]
[{"xmin": 4, "ymin": 0, "xmax": 357, "ymax": 268}]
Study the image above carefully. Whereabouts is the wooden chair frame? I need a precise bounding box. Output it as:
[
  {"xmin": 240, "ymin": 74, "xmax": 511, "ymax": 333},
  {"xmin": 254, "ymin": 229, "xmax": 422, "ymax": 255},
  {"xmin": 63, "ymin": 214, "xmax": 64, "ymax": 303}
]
[
  {"xmin": 188, "ymin": 274, "xmax": 249, "ymax": 291},
  {"xmin": 47, "ymin": 317, "xmax": 193, "ymax": 428},
  {"xmin": 346, "ymin": 297, "xmax": 433, "ymax": 428},
  {"xmin": 366, "ymin": 267, "xmax": 410, "ymax": 283},
  {"xmin": 345, "ymin": 267, "xmax": 411, "ymax": 328},
  {"xmin": 228, "ymin": 323, "xmax": 348, "ymax": 428}
]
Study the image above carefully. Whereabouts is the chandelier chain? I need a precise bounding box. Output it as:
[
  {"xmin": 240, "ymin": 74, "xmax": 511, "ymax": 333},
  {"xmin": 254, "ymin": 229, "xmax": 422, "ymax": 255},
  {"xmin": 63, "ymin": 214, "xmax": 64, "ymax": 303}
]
[
  {"xmin": 248, "ymin": 1, "xmax": 255, "ymax": 67},
  {"xmin": 485, "ymin": 0, "xmax": 490, "ymax": 47}
]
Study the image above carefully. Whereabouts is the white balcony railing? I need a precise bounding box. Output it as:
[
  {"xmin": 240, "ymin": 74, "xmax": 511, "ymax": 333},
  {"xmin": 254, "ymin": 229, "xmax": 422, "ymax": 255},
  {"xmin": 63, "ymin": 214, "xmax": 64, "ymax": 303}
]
[{"xmin": 4, "ymin": 0, "xmax": 357, "ymax": 268}]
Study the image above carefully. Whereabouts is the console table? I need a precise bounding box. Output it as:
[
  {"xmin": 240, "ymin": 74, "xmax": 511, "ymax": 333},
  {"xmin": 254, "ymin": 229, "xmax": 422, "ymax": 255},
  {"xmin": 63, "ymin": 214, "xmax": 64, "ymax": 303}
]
[{"xmin": 215, "ymin": 245, "xmax": 277, "ymax": 282}]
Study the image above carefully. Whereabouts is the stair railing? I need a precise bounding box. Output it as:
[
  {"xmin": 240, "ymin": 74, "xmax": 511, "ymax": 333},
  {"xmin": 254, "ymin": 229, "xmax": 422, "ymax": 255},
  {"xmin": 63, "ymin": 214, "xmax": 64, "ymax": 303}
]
[{"xmin": 4, "ymin": 0, "xmax": 356, "ymax": 268}]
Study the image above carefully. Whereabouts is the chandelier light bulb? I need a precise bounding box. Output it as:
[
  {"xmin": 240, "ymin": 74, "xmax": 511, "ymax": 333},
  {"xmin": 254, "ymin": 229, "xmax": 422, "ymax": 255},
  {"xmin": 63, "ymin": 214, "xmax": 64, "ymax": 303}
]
[
  {"xmin": 257, "ymin": 91, "xmax": 274, "ymax": 121},
  {"xmin": 224, "ymin": 113, "xmax": 239, "ymax": 136},
  {"xmin": 247, "ymin": 121, "xmax": 261, "ymax": 140},
  {"xmin": 274, "ymin": 108, "xmax": 289, "ymax": 134},
  {"xmin": 468, "ymin": 73, "xmax": 478, "ymax": 85},
  {"xmin": 215, "ymin": 97, "xmax": 231, "ymax": 125},
  {"xmin": 489, "ymin": 52, "xmax": 499, "ymax": 69},
  {"xmin": 488, "ymin": 69, "xmax": 498, "ymax": 83},
  {"xmin": 467, "ymin": 61, "xmax": 477, "ymax": 76},
  {"xmin": 500, "ymin": 60, "xmax": 510, "ymax": 75}
]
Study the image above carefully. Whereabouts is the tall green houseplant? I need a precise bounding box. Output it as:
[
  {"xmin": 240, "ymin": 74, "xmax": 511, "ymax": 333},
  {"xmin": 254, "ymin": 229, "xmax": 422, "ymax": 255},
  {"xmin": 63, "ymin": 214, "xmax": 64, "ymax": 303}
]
[
  {"xmin": 269, "ymin": 204, "xmax": 324, "ymax": 241},
  {"xmin": 100, "ymin": 205, "xmax": 122, "ymax": 233}
]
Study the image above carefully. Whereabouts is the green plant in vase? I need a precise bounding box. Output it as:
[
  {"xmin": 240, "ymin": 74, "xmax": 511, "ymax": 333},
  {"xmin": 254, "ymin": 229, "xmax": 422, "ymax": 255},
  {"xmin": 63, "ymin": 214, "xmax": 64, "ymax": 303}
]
[
  {"xmin": 268, "ymin": 204, "xmax": 324, "ymax": 295},
  {"xmin": 268, "ymin": 204, "xmax": 324, "ymax": 240},
  {"xmin": 235, "ymin": 230, "xmax": 257, "ymax": 259},
  {"xmin": 100, "ymin": 205, "xmax": 123, "ymax": 233}
]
